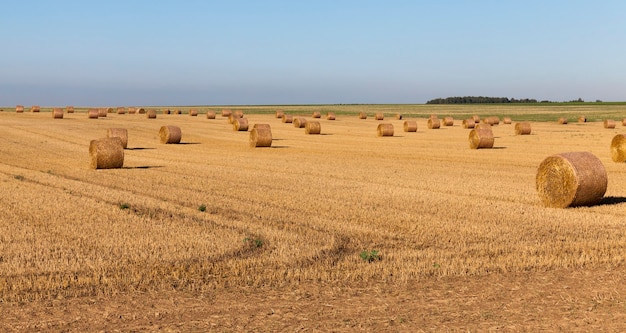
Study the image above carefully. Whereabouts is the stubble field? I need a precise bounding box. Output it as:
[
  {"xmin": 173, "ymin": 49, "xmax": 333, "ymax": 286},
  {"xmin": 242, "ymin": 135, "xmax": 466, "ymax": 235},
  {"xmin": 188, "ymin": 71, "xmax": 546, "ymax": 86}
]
[{"xmin": 2, "ymin": 104, "xmax": 626, "ymax": 331}]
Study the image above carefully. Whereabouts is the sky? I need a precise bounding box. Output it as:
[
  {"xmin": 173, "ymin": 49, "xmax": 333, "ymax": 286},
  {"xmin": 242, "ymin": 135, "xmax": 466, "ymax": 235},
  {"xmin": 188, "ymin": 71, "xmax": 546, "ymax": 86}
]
[{"xmin": 1, "ymin": 0, "xmax": 625, "ymax": 106}]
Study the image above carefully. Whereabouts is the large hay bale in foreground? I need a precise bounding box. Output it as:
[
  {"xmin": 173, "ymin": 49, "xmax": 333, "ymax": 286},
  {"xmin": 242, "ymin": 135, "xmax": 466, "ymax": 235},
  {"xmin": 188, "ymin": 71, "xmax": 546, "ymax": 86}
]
[
  {"xmin": 52, "ymin": 108, "xmax": 64, "ymax": 119},
  {"xmin": 377, "ymin": 123, "xmax": 394, "ymax": 137},
  {"xmin": 358, "ymin": 112, "xmax": 367, "ymax": 119},
  {"xmin": 442, "ymin": 116, "xmax": 454, "ymax": 126},
  {"xmin": 88, "ymin": 109, "xmax": 99, "ymax": 119},
  {"xmin": 374, "ymin": 112, "xmax": 384, "ymax": 120},
  {"xmin": 66, "ymin": 106, "xmax": 74, "ymax": 113},
  {"xmin": 468, "ymin": 128, "xmax": 494, "ymax": 149},
  {"xmin": 403, "ymin": 120, "xmax": 417, "ymax": 132},
  {"xmin": 16, "ymin": 105, "xmax": 24, "ymax": 113},
  {"xmin": 604, "ymin": 119, "xmax": 616, "ymax": 129},
  {"xmin": 107, "ymin": 128, "xmax": 128, "ymax": 149},
  {"xmin": 250, "ymin": 124, "xmax": 272, "ymax": 148},
  {"xmin": 146, "ymin": 110, "xmax": 157, "ymax": 119},
  {"xmin": 557, "ymin": 117, "xmax": 568, "ymax": 124},
  {"xmin": 515, "ymin": 122, "xmax": 532, "ymax": 135},
  {"xmin": 536, "ymin": 152, "xmax": 607, "ymax": 208},
  {"xmin": 159, "ymin": 126, "xmax": 182, "ymax": 144},
  {"xmin": 89, "ymin": 137, "xmax": 124, "ymax": 169},
  {"xmin": 326, "ymin": 112, "xmax": 336, "ymax": 120},
  {"xmin": 462, "ymin": 119, "xmax": 475, "ymax": 129},
  {"xmin": 206, "ymin": 111, "xmax": 216, "ymax": 119},
  {"xmin": 233, "ymin": 118, "xmax": 249, "ymax": 131},
  {"xmin": 427, "ymin": 118, "xmax": 440, "ymax": 129},
  {"xmin": 305, "ymin": 121, "xmax": 321, "ymax": 134},
  {"xmin": 611, "ymin": 134, "xmax": 626, "ymax": 162},
  {"xmin": 293, "ymin": 117, "xmax": 307, "ymax": 128}
]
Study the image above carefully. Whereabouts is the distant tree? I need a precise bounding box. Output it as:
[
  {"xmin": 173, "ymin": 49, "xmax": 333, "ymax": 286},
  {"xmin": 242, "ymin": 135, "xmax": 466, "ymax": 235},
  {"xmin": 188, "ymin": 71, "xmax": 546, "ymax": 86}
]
[{"xmin": 426, "ymin": 96, "xmax": 538, "ymax": 104}]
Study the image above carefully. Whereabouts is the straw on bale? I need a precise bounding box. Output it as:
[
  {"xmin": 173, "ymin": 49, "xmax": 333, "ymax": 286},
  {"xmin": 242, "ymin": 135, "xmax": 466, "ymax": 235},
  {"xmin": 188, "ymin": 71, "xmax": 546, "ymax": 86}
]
[
  {"xmin": 146, "ymin": 110, "xmax": 157, "ymax": 119},
  {"xmin": 275, "ymin": 110, "xmax": 284, "ymax": 118},
  {"xmin": 472, "ymin": 115, "xmax": 480, "ymax": 123},
  {"xmin": 558, "ymin": 117, "xmax": 568, "ymax": 124},
  {"xmin": 462, "ymin": 119, "xmax": 475, "ymax": 129},
  {"xmin": 294, "ymin": 117, "xmax": 307, "ymax": 128},
  {"xmin": 610, "ymin": 134, "xmax": 626, "ymax": 162},
  {"xmin": 282, "ymin": 114, "xmax": 293, "ymax": 123},
  {"xmin": 66, "ymin": 106, "xmax": 74, "ymax": 113},
  {"xmin": 189, "ymin": 109, "xmax": 198, "ymax": 116},
  {"xmin": 536, "ymin": 152, "xmax": 607, "ymax": 208},
  {"xmin": 98, "ymin": 108, "xmax": 107, "ymax": 117},
  {"xmin": 468, "ymin": 128, "xmax": 494, "ymax": 149},
  {"xmin": 159, "ymin": 125, "xmax": 182, "ymax": 144},
  {"xmin": 206, "ymin": 111, "xmax": 216, "ymax": 119},
  {"xmin": 128, "ymin": 107, "xmax": 136, "ymax": 114},
  {"xmin": 475, "ymin": 123, "xmax": 492, "ymax": 130},
  {"xmin": 395, "ymin": 113, "xmax": 403, "ymax": 120},
  {"xmin": 233, "ymin": 118, "xmax": 249, "ymax": 131},
  {"xmin": 403, "ymin": 120, "xmax": 417, "ymax": 132},
  {"xmin": 89, "ymin": 137, "xmax": 124, "ymax": 169},
  {"xmin": 107, "ymin": 128, "xmax": 128, "ymax": 149},
  {"xmin": 221, "ymin": 109, "xmax": 232, "ymax": 117},
  {"xmin": 374, "ymin": 112, "xmax": 384, "ymax": 120},
  {"xmin": 377, "ymin": 123, "xmax": 394, "ymax": 137},
  {"xmin": 442, "ymin": 116, "xmax": 454, "ymax": 126},
  {"xmin": 249, "ymin": 124, "xmax": 272, "ymax": 148},
  {"xmin": 106, "ymin": 107, "xmax": 114, "ymax": 113},
  {"xmin": 117, "ymin": 107, "xmax": 126, "ymax": 114},
  {"xmin": 503, "ymin": 117, "xmax": 512, "ymax": 124},
  {"xmin": 52, "ymin": 108, "xmax": 64, "ymax": 119},
  {"xmin": 16, "ymin": 105, "xmax": 24, "ymax": 113},
  {"xmin": 578, "ymin": 116, "xmax": 587, "ymax": 123},
  {"xmin": 31, "ymin": 105, "xmax": 40, "ymax": 112},
  {"xmin": 358, "ymin": 112, "xmax": 367, "ymax": 119},
  {"xmin": 327, "ymin": 112, "xmax": 336, "ymax": 120},
  {"xmin": 427, "ymin": 118, "xmax": 440, "ymax": 129},
  {"xmin": 305, "ymin": 121, "xmax": 321, "ymax": 134},
  {"xmin": 515, "ymin": 122, "xmax": 532, "ymax": 135},
  {"xmin": 88, "ymin": 109, "xmax": 99, "ymax": 119},
  {"xmin": 137, "ymin": 108, "xmax": 146, "ymax": 114},
  {"xmin": 604, "ymin": 119, "xmax": 616, "ymax": 129},
  {"xmin": 312, "ymin": 111, "xmax": 321, "ymax": 118}
]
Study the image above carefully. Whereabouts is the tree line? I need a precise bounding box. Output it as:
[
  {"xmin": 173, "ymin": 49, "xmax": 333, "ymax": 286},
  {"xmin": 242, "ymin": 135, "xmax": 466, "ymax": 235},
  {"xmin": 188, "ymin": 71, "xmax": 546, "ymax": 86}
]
[{"xmin": 426, "ymin": 96, "xmax": 538, "ymax": 104}]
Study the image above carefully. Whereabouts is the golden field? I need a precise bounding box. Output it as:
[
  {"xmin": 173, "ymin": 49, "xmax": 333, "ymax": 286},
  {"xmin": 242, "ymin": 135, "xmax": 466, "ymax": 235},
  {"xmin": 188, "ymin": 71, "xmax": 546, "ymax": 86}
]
[{"xmin": 2, "ymin": 104, "xmax": 626, "ymax": 331}]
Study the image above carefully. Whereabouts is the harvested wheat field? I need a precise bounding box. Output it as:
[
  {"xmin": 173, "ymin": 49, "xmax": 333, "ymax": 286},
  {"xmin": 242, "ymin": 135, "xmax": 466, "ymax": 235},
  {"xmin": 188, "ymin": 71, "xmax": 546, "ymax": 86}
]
[{"xmin": 2, "ymin": 104, "xmax": 626, "ymax": 331}]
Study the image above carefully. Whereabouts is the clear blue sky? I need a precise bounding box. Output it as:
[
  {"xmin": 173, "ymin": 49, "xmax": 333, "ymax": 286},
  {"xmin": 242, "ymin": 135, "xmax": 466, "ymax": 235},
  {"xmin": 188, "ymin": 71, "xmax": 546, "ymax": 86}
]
[{"xmin": 2, "ymin": 1, "xmax": 625, "ymax": 106}]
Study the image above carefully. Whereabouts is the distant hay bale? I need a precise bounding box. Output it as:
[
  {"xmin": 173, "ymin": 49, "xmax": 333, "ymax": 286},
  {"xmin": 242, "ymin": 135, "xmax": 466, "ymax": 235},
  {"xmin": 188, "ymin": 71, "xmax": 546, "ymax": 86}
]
[
  {"xmin": 282, "ymin": 114, "xmax": 293, "ymax": 123},
  {"xmin": 623, "ymin": 119, "xmax": 626, "ymax": 126},
  {"xmin": 88, "ymin": 109, "xmax": 99, "ymax": 119},
  {"xmin": 305, "ymin": 121, "xmax": 321, "ymax": 134},
  {"xmin": 31, "ymin": 105, "xmax": 40, "ymax": 112},
  {"xmin": 159, "ymin": 125, "xmax": 181, "ymax": 144},
  {"xmin": 275, "ymin": 110, "xmax": 284, "ymax": 118},
  {"xmin": 472, "ymin": 115, "xmax": 480, "ymax": 123},
  {"xmin": 228, "ymin": 114, "xmax": 236, "ymax": 124},
  {"xmin": 427, "ymin": 118, "xmax": 440, "ymax": 129},
  {"xmin": 234, "ymin": 110, "xmax": 244, "ymax": 118},
  {"xmin": 430, "ymin": 114, "xmax": 438, "ymax": 119},
  {"xmin": 604, "ymin": 119, "xmax": 616, "ymax": 129},
  {"xmin": 250, "ymin": 124, "xmax": 272, "ymax": 148},
  {"xmin": 221, "ymin": 109, "xmax": 232, "ymax": 117},
  {"xmin": 374, "ymin": 112, "xmax": 384, "ymax": 120},
  {"xmin": 293, "ymin": 117, "xmax": 307, "ymax": 128},
  {"xmin": 557, "ymin": 117, "xmax": 568, "ymax": 124},
  {"xmin": 106, "ymin": 107, "xmax": 114, "ymax": 113},
  {"xmin": 16, "ymin": 105, "xmax": 24, "ymax": 113},
  {"xmin": 117, "ymin": 107, "xmax": 126, "ymax": 114},
  {"xmin": 233, "ymin": 118, "xmax": 249, "ymax": 131},
  {"xmin": 128, "ymin": 107, "xmax": 136, "ymax": 114},
  {"xmin": 146, "ymin": 110, "xmax": 157, "ymax": 119},
  {"xmin": 206, "ymin": 111, "xmax": 216, "ymax": 119},
  {"xmin": 442, "ymin": 116, "xmax": 454, "ymax": 126},
  {"xmin": 403, "ymin": 120, "xmax": 417, "ymax": 132},
  {"xmin": 503, "ymin": 117, "xmax": 512, "ymax": 124},
  {"xmin": 163, "ymin": 109, "xmax": 171, "ymax": 115},
  {"xmin": 377, "ymin": 123, "xmax": 394, "ymax": 137},
  {"xmin": 107, "ymin": 128, "xmax": 128, "ymax": 149},
  {"xmin": 89, "ymin": 137, "xmax": 124, "ymax": 169},
  {"xmin": 327, "ymin": 112, "xmax": 336, "ymax": 120},
  {"xmin": 137, "ymin": 108, "xmax": 146, "ymax": 114},
  {"xmin": 475, "ymin": 123, "xmax": 491, "ymax": 130},
  {"xmin": 462, "ymin": 119, "xmax": 475, "ymax": 129},
  {"xmin": 312, "ymin": 111, "xmax": 321, "ymax": 118},
  {"xmin": 98, "ymin": 108, "xmax": 107, "ymax": 117},
  {"xmin": 536, "ymin": 152, "xmax": 607, "ymax": 208},
  {"xmin": 578, "ymin": 116, "xmax": 587, "ymax": 123},
  {"xmin": 515, "ymin": 122, "xmax": 532, "ymax": 135},
  {"xmin": 395, "ymin": 113, "xmax": 403, "ymax": 120},
  {"xmin": 358, "ymin": 112, "xmax": 367, "ymax": 119},
  {"xmin": 483, "ymin": 116, "xmax": 499, "ymax": 125},
  {"xmin": 468, "ymin": 128, "xmax": 494, "ymax": 149},
  {"xmin": 175, "ymin": 109, "xmax": 181, "ymax": 115},
  {"xmin": 52, "ymin": 108, "xmax": 63, "ymax": 119},
  {"xmin": 66, "ymin": 106, "xmax": 74, "ymax": 113},
  {"xmin": 611, "ymin": 134, "xmax": 626, "ymax": 162},
  {"xmin": 189, "ymin": 109, "xmax": 198, "ymax": 116}
]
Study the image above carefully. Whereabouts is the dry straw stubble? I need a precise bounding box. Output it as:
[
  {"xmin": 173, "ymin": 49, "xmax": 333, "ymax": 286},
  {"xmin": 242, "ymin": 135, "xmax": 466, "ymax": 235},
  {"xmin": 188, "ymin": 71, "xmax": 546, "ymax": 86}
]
[
  {"xmin": 468, "ymin": 128, "xmax": 494, "ymax": 149},
  {"xmin": 89, "ymin": 137, "xmax": 124, "ymax": 169},
  {"xmin": 377, "ymin": 123, "xmax": 394, "ymax": 137},
  {"xmin": 249, "ymin": 124, "xmax": 272, "ymax": 148},
  {"xmin": 611, "ymin": 134, "xmax": 626, "ymax": 162},
  {"xmin": 403, "ymin": 120, "xmax": 417, "ymax": 132},
  {"xmin": 159, "ymin": 125, "xmax": 182, "ymax": 144},
  {"xmin": 107, "ymin": 128, "xmax": 129, "ymax": 149},
  {"xmin": 536, "ymin": 152, "xmax": 607, "ymax": 208}
]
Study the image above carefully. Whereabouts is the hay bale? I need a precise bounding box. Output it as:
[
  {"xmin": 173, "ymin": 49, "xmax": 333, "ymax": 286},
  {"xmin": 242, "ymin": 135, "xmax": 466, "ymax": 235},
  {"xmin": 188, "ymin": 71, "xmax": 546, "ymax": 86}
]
[
  {"xmin": 475, "ymin": 123, "xmax": 491, "ymax": 130},
  {"xmin": 117, "ymin": 107, "xmax": 126, "ymax": 114},
  {"xmin": 462, "ymin": 119, "xmax": 475, "ymax": 129},
  {"xmin": 374, "ymin": 112, "xmax": 384, "ymax": 120},
  {"xmin": 472, "ymin": 115, "xmax": 480, "ymax": 123},
  {"xmin": 52, "ymin": 108, "xmax": 64, "ymax": 119},
  {"xmin": 106, "ymin": 107, "xmax": 114, "ymax": 113},
  {"xmin": 442, "ymin": 116, "xmax": 454, "ymax": 126},
  {"xmin": 159, "ymin": 125, "xmax": 182, "ymax": 144},
  {"xmin": 16, "ymin": 105, "xmax": 24, "ymax": 113},
  {"xmin": 128, "ymin": 107, "xmax": 136, "ymax": 114},
  {"xmin": 604, "ymin": 119, "xmax": 616, "ymax": 129},
  {"xmin": 312, "ymin": 111, "xmax": 321, "ymax": 118},
  {"xmin": 31, "ymin": 105, "xmax": 40, "ymax": 112},
  {"xmin": 611, "ymin": 134, "xmax": 626, "ymax": 162},
  {"xmin": 66, "ymin": 106, "xmax": 74, "ymax": 113},
  {"xmin": 146, "ymin": 110, "xmax": 157, "ymax": 119},
  {"xmin": 358, "ymin": 112, "xmax": 367, "ymax": 119},
  {"xmin": 305, "ymin": 121, "xmax": 321, "ymax": 134},
  {"xmin": 175, "ymin": 109, "xmax": 181, "ymax": 115},
  {"xmin": 233, "ymin": 118, "xmax": 249, "ymax": 131},
  {"xmin": 483, "ymin": 116, "xmax": 500, "ymax": 125},
  {"xmin": 189, "ymin": 109, "xmax": 198, "ymax": 116},
  {"xmin": 427, "ymin": 118, "xmax": 440, "ymax": 129},
  {"xmin": 137, "ymin": 108, "xmax": 146, "ymax": 114},
  {"xmin": 429, "ymin": 114, "xmax": 438, "ymax": 119},
  {"xmin": 206, "ymin": 111, "xmax": 216, "ymax": 119},
  {"xmin": 234, "ymin": 110, "xmax": 244, "ymax": 118},
  {"xmin": 622, "ymin": 119, "xmax": 626, "ymax": 126},
  {"xmin": 558, "ymin": 117, "xmax": 568, "ymax": 124},
  {"xmin": 327, "ymin": 112, "xmax": 336, "ymax": 120},
  {"xmin": 88, "ymin": 109, "xmax": 99, "ymax": 119},
  {"xmin": 503, "ymin": 117, "xmax": 512, "ymax": 124},
  {"xmin": 515, "ymin": 122, "xmax": 532, "ymax": 135},
  {"xmin": 282, "ymin": 114, "xmax": 293, "ymax": 123},
  {"xmin": 275, "ymin": 110, "xmax": 284, "ymax": 118},
  {"xmin": 163, "ymin": 109, "xmax": 171, "ymax": 115},
  {"xmin": 250, "ymin": 124, "xmax": 272, "ymax": 148},
  {"xmin": 107, "ymin": 128, "xmax": 128, "ymax": 149},
  {"xmin": 89, "ymin": 137, "xmax": 124, "ymax": 169},
  {"xmin": 468, "ymin": 128, "xmax": 494, "ymax": 149},
  {"xmin": 403, "ymin": 120, "xmax": 417, "ymax": 132},
  {"xmin": 98, "ymin": 108, "xmax": 107, "ymax": 117},
  {"xmin": 536, "ymin": 152, "xmax": 607, "ymax": 208},
  {"xmin": 377, "ymin": 123, "xmax": 394, "ymax": 137},
  {"xmin": 578, "ymin": 116, "xmax": 587, "ymax": 123},
  {"xmin": 221, "ymin": 109, "xmax": 232, "ymax": 117},
  {"xmin": 395, "ymin": 113, "xmax": 403, "ymax": 120},
  {"xmin": 294, "ymin": 117, "xmax": 307, "ymax": 128}
]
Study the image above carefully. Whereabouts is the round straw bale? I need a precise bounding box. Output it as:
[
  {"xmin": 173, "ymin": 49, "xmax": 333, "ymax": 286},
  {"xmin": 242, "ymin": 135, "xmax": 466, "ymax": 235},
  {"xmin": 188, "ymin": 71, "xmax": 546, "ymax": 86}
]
[
  {"xmin": 175, "ymin": 109, "xmax": 182, "ymax": 115},
  {"xmin": 358, "ymin": 112, "xmax": 367, "ymax": 119},
  {"xmin": 31, "ymin": 105, "xmax": 40, "ymax": 112},
  {"xmin": 462, "ymin": 119, "xmax": 475, "ymax": 129},
  {"xmin": 395, "ymin": 113, "xmax": 403, "ymax": 120},
  {"xmin": 189, "ymin": 109, "xmax": 198, "ymax": 116},
  {"xmin": 137, "ymin": 108, "xmax": 146, "ymax": 114},
  {"xmin": 327, "ymin": 112, "xmax": 336, "ymax": 120},
  {"xmin": 294, "ymin": 117, "xmax": 307, "ymax": 128},
  {"xmin": 52, "ymin": 108, "xmax": 63, "ymax": 119},
  {"xmin": 146, "ymin": 110, "xmax": 157, "ymax": 119},
  {"xmin": 221, "ymin": 109, "xmax": 232, "ymax": 117},
  {"xmin": 312, "ymin": 111, "xmax": 321, "ymax": 118},
  {"xmin": 623, "ymin": 119, "xmax": 626, "ymax": 126},
  {"xmin": 117, "ymin": 107, "xmax": 126, "ymax": 114},
  {"xmin": 227, "ymin": 114, "xmax": 236, "ymax": 124},
  {"xmin": 503, "ymin": 117, "xmax": 512, "ymax": 124},
  {"xmin": 66, "ymin": 106, "xmax": 74, "ymax": 113},
  {"xmin": 275, "ymin": 110, "xmax": 284, "ymax": 118},
  {"xmin": 475, "ymin": 123, "xmax": 491, "ymax": 130},
  {"xmin": 128, "ymin": 107, "xmax": 136, "ymax": 114},
  {"xmin": 16, "ymin": 105, "xmax": 24, "ymax": 113},
  {"xmin": 442, "ymin": 116, "xmax": 454, "ymax": 126},
  {"xmin": 578, "ymin": 116, "xmax": 587, "ymax": 123},
  {"xmin": 611, "ymin": 134, "xmax": 626, "ymax": 162},
  {"xmin": 106, "ymin": 107, "xmax": 114, "ymax": 113},
  {"xmin": 206, "ymin": 111, "xmax": 216, "ymax": 119},
  {"xmin": 491, "ymin": 116, "xmax": 500, "ymax": 125},
  {"xmin": 472, "ymin": 115, "xmax": 480, "ymax": 123},
  {"xmin": 377, "ymin": 123, "xmax": 394, "ymax": 137},
  {"xmin": 107, "ymin": 128, "xmax": 128, "ymax": 149},
  {"xmin": 558, "ymin": 117, "xmax": 568, "ymax": 124},
  {"xmin": 403, "ymin": 120, "xmax": 417, "ymax": 132},
  {"xmin": 604, "ymin": 119, "xmax": 616, "ymax": 129},
  {"xmin": 159, "ymin": 125, "xmax": 182, "ymax": 144},
  {"xmin": 536, "ymin": 152, "xmax": 607, "ymax": 208},
  {"xmin": 249, "ymin": 125, "xmax": 272, "ymax": 148},
  {"xmin": 233, "ymin": 118, "xmax": 249, "ymax": 131},
  {"xmin": 374, "ymin": 112, "xmax": 384, "ymax": 120},
  {"xmin": 98, "ymin": 108, "xmax": 107, "ymax": 117},
  {"xmin": 430, "ymin": 114, "xmax": 438, "ymax": 119},
  {"xmin": 163, "ymin": 109, "xmax": 171, "ymax": 115},
  {"xmin": 89, "ymin": 137, "xmax": 124, "ymax": 169},
  {"xmin": 305, "ymin": 121, "xmax": 321, "ymax": 134},
  {"xmin": 87, "ymin": 109, "xmax": 99, "ymax": 119},
  {"xmin": 427, "ymin": 118, "xmax": 440, "ymax": 129},
  {"xmin": 515, "ymin": 122, "xmax": 532, "ymax": 135},
  {"xmin": 468, "ymin": 128, "xmax": 494, "ymax": 149},
  {"xmin": 282, "ymin": 114, "xmax": 293, "ymax": 123},
  {"xmin": 234, "ymin": 110, "xmax": 244, "ymax": 118}
]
